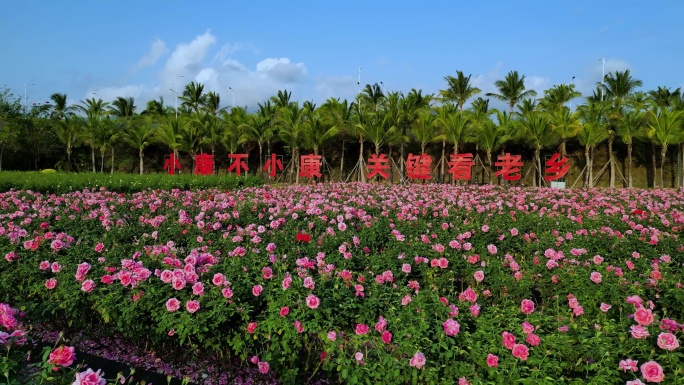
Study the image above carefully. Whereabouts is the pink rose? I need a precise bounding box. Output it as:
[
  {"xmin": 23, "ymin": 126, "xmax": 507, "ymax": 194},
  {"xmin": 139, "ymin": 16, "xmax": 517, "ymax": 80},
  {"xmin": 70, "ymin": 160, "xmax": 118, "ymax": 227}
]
[
  {"xmin": 73, "ymin": 368, "xmax": 106, "ymax": 385},
  {"xmin": 48, "ymin": 345, "xmax": 75, "ymax": 367},
  {"xmin": 45, "ymin": 278, "xmax": 57, "ymax": 290},
  {"xmin": 381, "ymin": 330, "xmax": 392, "ymax": 344},
  {"xmin": 222, "ymin": 287, "xmax": 233, "ymax": 299},
  {"xmin": 212, "ymin": 273, "xmax": 225, "ymax": 286},
  {"xmin": 640, "ymin": 360, "xmax": 665, "ymax": 383},
  {"xmin": 165, "ymin": 298, "xmax": 180, "ymax": 312},
  {"xmin": 258, "ymin": 361, "xmax": 269, "ymax": 374},
  {"xmin": 375, "ymin": 316, "xmax": 387, "ymax": 333},
  {"xmin": 590, "ymin": 271, "xmax": 602, "ymax": 284},
  {"xmin": 626, "ymin": 380, "xmax": 645, "ymax": 385},
  {"xmin": 409, "ymin": 351, "xmax": 426, "ymax": 369},
  {"xmin": 81, "ymin": 279, "xmax": 94, "ymax": 293},
  {"xmin": 443, "ymin": 318, "xmax": 460, "ymax": 336},
  {"xmin": 94, "ymin": 243, "xmax": 104, "ymax": 253},
  {"xmin": 327, "ymin": 331, "xmax": 337, "ymax": 341},
  {"xmin": 630, "ymin": 325, "xmax": 650, "ymax": 339},
  {"xmin": 294, "ymin": 320, "xmax": 304, "ymax": 333},
  {"xmin": 511, "ymin": 343, "xmax": 529, "ymax": 361},
  {"xmin": 473, "ymin": 270, "xmax": 484, "ymax": 283},
  {"xmin": 469, "ymin": 304, "xmax": 480, "ymax": 317},
  {"xmin": 600, "ymin": 303, "xmax": 611, "ymax": 312},
  {"xmin": 460, "ymin": 288, "xmax": 477, "ymax": 303},
  {"xmin": 486, "ymin": 353, "xmax": 499, "ymax": 367},
  {"xmin": 502, "ymin": 331, "xmax": 516, "ymax": 350},
  {"xmin": 521, "ymin": 322, "xmax": 535, "ymax": 334},
  {"xmin": 306, "ymin": 294, "xmax": 320, "ymax": 309},
  {"xmin": 185, "ymin": 300, "xmax": 200, "ymax": 314},
  {"xmin": 525, "ymin": 333, "xmax": 541, "ymax": 347},
  {"xmin": 247, "ymin": 322, "xmax": 257, "ymax": 334},
  {"xmin": 252, "ymin": 284, "xmax": 263, "ymax": 296},
  {"xmin": 656, "ymin": 332, "xmax": 679, "ymax": 351},
  {"xmin": 520, "ymin": 299, "xmax": 535, "ymax": 315},
  {"xmin": 401, "ymin": 294, "xmax": 412, "ymax": 306},
  {"xmin": 192, "ymin": 282, "xmax": 204, "ymax": 296},
  {"xmin": 355, "ymin": 323, "xmax": 369, "ymax": 335},
  {"xmin": 619, "ymin": 358, "xmax": 638, "ymax": 372},
  {"xmin": 487, "ymin": 244, "xmax": 497, "ymax": 254},
  {"xmin": 402, "ymin": 264, "xmax": 411, "ymax": 274},
  {"xmin": 634, "ymin": 307, "xmax": 654, "ymax": 326}
]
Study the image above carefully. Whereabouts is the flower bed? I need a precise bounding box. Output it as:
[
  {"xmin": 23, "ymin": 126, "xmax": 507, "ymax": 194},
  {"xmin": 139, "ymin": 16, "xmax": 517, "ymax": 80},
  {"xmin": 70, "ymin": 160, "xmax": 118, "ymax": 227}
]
[{"xmin": 1, "ymin": 184, "xmax": 683, "ymax": 384}]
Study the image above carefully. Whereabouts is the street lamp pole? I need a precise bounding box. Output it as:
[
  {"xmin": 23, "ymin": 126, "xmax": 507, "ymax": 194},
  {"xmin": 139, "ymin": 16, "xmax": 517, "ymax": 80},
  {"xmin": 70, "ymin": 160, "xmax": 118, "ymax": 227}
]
[
  {"xmin": 570, "ymin": 76, "xmax": 575, "ymax": 109},
  {"xmin": 174, "ymin": 75, "xmax": 185, "ymax": 119},
  {"xmin": 599, "ymin": 58, "xmax": 605, "ymax": 102},
  {"xmin": 24, "ymin": 83, "xmax": 35, "ymax": 110},
  {"xmin": 228, "ymin": 86, "xmax": 235, "ymax": 108}
]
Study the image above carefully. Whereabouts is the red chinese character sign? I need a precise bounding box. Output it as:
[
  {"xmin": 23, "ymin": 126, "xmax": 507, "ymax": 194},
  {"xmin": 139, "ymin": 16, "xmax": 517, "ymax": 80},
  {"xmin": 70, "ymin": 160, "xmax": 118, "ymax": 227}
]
[
  {"xmin": 447, "ymin": 153, "xmax": 475, "ymax": 181},
  {"xmin": 406, "ymin": 153, "xmax": 432, "ymax": 180},
  {"xmin": 264, "ymin": 153, "xmax": 283, "ymax": 177},
  {"xmin": 366, "ymin": 153, "xmax": 390, "ymax": 179},
  {"xmin": 299, "ymin": 154, "xmax": 322, "ymax": 179},
  {"xmin": 494, "ymin": 153, "xmax": 524, "ymax": 181},
  {"xmin": 194, "ymin": 154, "xmax": 214, "ymax": 176},
  {"xmin": 544, "ymin": 153, "xmax": 570, "ymax": 181},
  {"xmin": 163, "ymin": 153, "xmax": 181, "ymax": 175},
  {"xmin": 227, "ymin": 153, "xmax": 249, "ymax": 176}
]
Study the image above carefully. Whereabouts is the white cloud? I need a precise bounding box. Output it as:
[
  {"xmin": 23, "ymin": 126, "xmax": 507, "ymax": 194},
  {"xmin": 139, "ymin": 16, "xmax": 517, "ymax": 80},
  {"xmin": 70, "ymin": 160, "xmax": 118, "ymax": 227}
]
[
  {"xmin": 256, "ymin": 58, "xmax": 307, "ymax": 83},
  {"xmin": 162, "ymin": 30, "xmax": 217, "ymax": 87},
  {"xmin": 135, "ymin": 38, "xmax": 168, "ymax": 70},
  {"xmin": 315, "ymin": 75, "xmax": 357, "ymax": 102}
]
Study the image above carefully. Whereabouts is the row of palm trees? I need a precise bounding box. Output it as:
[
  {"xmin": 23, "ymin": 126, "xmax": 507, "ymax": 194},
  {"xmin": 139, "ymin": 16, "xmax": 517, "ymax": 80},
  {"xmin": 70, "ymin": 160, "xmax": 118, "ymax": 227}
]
[{"xmin": 25, "ymin": 70, "xmax": 684, "ymax": 187}]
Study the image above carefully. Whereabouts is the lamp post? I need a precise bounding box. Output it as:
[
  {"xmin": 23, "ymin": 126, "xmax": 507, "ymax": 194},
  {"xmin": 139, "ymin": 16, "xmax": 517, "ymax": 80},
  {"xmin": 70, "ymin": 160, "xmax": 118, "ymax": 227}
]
[
  {"xmin": 173, "ymin": 75, "xmax": 185, "ymax": 119},
  {"xmin": 599, "ymin": 58, "xmax": 605, "ymax": 102},
  {"xmin": 570, "ymin": 76, "xmax": 575, "ymax": 109},
  {"xmin": 228, "ymin": 86, "xmax": 235, "ymax": 108},
  {"xmin": 24, "ymin": 83, "xmax": 35, "ymax": 111}
]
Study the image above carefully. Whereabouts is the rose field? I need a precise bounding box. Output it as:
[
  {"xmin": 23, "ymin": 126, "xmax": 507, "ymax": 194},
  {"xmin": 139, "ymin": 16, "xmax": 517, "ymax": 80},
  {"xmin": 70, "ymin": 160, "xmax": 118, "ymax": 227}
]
[{"xmin": 1, "ymin": 183, "xmax": 684, "ymax": 385}]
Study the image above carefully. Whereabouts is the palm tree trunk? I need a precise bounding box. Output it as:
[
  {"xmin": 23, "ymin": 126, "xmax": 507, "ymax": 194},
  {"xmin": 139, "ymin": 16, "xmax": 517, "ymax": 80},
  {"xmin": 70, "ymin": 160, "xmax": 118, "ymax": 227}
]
[
  {"xmin": 487, "ymin": 149, "xmax": 493, "ymax": 185},
  {"xmin": 258, "ymin": 143, "xmax": 263, "ymax": 176},
  {"xmin": 535, "ymin": 147, "xmax": 542, "ymax": 187},
  {"xmin": 110, "ymin": 148, "xmax": 115, "ymax": 174},
  {"xmin": 560, "ymin": 140, "xmax": 566, "ymax": 159},
  {"xmin": 67, "ymin": 144, "xmax": 72, "ymax": 171},
  {"xmin": 339, "ymin": 137, "xmax": 345, "ymax": 181},
  {"xmin": 358, "ymin": 137, "xmax": 366, "ymax": 183},
  {"xmin": 661, "ymin": 145, "xmax": 667, "ymax": 188},
  {"xmin": 139, "ymin": 148, "xmax": 144, "ymax": 175},
  {"xmin": 651, "ymin": 143, "xmax": 657, "ymax": 188},
  {"xmin": 294, "ymin": 148, "xmax": 300, "ymax": 184},
  {"xmin": 585, "ymin": 145, "xmax": 591, "ymax": 188},
  {"xmin": 91, "ymin": 147, "xmax": 96, "ymax": 173},
  {"xmin": 627, "ymin": 142, "xmax": 633, "ymax": 188},
  {"xmin": 440, "ymin": 139, "xmax": 446, "ymax": 183},
  {"xmin": 0, "ymin": 145, "xmax": 3, "ymax": 171},
  {"xmin": 608, "ymin": 137, "xmax": 615, "ymax": 188},
  {"xmin": 100, "ymin": 149, "xmax": 105, "ymax": 173},
  {"xmin": 399, "ymin": 142, "xmax": 405, "ymax": 178}
]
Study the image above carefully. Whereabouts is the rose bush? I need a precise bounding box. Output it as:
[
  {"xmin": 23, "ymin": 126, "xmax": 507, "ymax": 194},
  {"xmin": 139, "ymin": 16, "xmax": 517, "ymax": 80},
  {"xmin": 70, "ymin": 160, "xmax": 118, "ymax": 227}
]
[{"xmin": 1, "ymin": 183, "xmax": 683, "ymax": 384}]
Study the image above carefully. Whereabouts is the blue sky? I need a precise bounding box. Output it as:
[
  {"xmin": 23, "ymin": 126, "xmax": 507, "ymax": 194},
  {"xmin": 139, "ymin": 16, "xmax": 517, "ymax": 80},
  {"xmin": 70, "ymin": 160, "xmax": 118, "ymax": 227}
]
[{"xmin": 2, "ymin": 1, "xmax": 683, "ymax": 112}]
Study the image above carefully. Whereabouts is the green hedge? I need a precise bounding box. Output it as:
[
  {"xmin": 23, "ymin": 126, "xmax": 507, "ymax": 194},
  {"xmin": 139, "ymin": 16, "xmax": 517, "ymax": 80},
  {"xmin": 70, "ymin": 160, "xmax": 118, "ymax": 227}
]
[{"xmin": 0, "ymin": 171, "xmax": 264, "ymax": 194}]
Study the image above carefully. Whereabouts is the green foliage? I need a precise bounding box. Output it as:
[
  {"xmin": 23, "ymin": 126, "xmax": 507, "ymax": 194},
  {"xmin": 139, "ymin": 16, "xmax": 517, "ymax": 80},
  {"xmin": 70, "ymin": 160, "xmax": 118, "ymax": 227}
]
[{"xmin": 0, "ymin": 171, "xmax": 263, "ymax": 194}]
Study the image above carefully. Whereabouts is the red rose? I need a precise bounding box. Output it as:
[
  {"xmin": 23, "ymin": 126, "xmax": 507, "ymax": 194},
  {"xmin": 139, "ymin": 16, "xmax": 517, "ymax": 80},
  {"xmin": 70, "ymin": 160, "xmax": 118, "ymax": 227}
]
[{"xmin": 296, "ymin": 233, "xmax": 311, "ymax": 243}]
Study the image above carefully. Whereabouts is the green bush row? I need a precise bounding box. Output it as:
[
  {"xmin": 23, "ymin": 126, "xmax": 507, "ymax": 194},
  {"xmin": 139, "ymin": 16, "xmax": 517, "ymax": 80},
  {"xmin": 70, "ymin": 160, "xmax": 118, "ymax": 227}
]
[{"xmin": 0, "ymin": 171, "xmax": 264, "ymax": 194}]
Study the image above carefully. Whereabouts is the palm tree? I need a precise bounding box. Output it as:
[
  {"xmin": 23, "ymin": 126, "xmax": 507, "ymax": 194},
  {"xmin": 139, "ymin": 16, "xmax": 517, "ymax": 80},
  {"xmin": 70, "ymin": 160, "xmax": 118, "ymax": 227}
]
[
  {"xmin": 601, "ymin": 69, "xmax": 643, "ymax": 106},
  {"xmin": 440, "ymin": 71, "xmax": 481, "ymax": 111},
  {"xmin": 240, "ymin": 114, "xmax": 273, "ymax": 174},
  {"xmin": 278, "ymin": 102, "xmax": 308, "ymax": 182},
  {"xmin": 549, "ymin": 108, "xmax": 581, "ymax": 158},
  {"xmin": 646, "ymin": 106, "xmax": 684, "ymax": 187},
  {"xmin": 475, "ymin": 116, "xmax": 508, "ymax": 184},
  {"xmin": 321, "ymin": 98, "xmax": 355, "ymax": 179},
  {"xmin": 540, "ymin": 84, "xmax": 582, "ymax": 112},
  {"xmin": 156, "ymin": 115, "xmax": 185, "ymax": 166},
  {"xmin": 359, "ymin": 83, "xmax": 385, "ymax": 113},
  {"xmin": 54, "ymin": 115, "xmax": 83, "ymax": 171},
  {"xmin": 435, "ymin": 104, "xmax": 474, "ymax": 182},
  {"xmin": 486, "ymin": 70, "xmax": 538, "ymax": 114},
  {"xmin": 270, "ymin": 89, "xmax": 292, "ymax": 110},
  {"xmin": 49, "ymin": 93, "xmax": 73, "ymax": 120},
  {"xmin": 410, "ymin": 109, "xmax": 438, "ymax": 155},
  {"xmin": 647, "ymin": 86, "xmax": 681, "ymax": 108},
  {"xmin": 577, "ymin": 102, "xmax": 609, "ymax": 188},
  {"xmin": 617, "ymin": 108, "xmax": 648, "ymax": 187},
  {"xmin": 204, "ymin": 92, "xmax": 221, "ymax": 115},
  {"xmin": 109, "ymin": 97, "xmax": 136, "ymax": 118},
  {"xmin": 75, "ymin": 97, "xmax": 110, "ymax": 173},
  {"xmin": 142, "ymin": 97, "xmax": 167, "ymax": 116},
  {"xmin": 516, "ymin": 98, "xmax": 539, "ymax": 116},
  {"xmin": 518, "ymin": 112, "xmax": 559, "ymax": 186},
  {"xmin": 180, "ymin": 82, "xmax": 206, "ymax": 113},
  {"xmin": 122, "ymin": 117, "xmax": 157, "ymax": 175}
]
